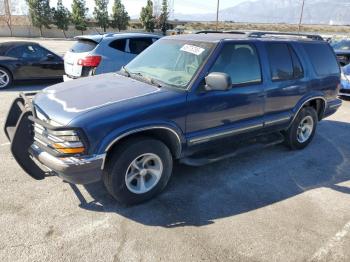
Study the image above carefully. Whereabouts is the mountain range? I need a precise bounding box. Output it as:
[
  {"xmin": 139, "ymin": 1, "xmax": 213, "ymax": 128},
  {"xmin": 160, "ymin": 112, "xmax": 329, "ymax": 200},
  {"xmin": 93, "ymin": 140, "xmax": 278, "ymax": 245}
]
[{"xmin": 174, "ymin": 0, "xmax": 350, "ymax": 25}]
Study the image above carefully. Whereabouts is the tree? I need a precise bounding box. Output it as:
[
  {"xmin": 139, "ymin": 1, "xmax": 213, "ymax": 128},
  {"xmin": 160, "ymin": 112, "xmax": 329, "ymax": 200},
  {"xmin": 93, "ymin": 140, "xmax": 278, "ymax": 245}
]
[
  {"xmin": 94, "ymin": 0, "xmax": 109, "ymax": 32},
  {"xmin": 71, "ymin": 0, "xmax": 88, "ymax": 34},
  {"xmin": 158, "ymin": 0, "xmax": 169, "ymax": 35},
  {"xmin": 110, "ymin": 0, "xmax": 130, "ymax": 31},
  {"xmin": 1, "ymin": 0, "xmax": 13, "ymax": 36},
  {"xmin": 140, "ymin": 0, "xmax": 155, "ymax": 32},
  {"xmin": 26, "ymin": 0, "xmax": 52, "ymax": 37},
  {"xmin": 53, "ymin": 0, "xmax": 71, "ymax": 38}
]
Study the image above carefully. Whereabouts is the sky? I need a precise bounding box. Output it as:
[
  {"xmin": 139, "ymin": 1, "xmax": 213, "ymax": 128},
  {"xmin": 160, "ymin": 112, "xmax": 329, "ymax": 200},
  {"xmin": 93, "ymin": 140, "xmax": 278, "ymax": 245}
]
[{"xmin": 46, "ymin": 0, "xmax": 250, "ymax": 17}]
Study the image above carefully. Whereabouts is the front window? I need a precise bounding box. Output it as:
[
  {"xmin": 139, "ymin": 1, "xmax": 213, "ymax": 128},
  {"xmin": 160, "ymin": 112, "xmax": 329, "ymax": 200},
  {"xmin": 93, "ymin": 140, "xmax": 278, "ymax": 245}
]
[{"xmin": 125, "ymin": 39, "xmax": 214, "ymax": 89}]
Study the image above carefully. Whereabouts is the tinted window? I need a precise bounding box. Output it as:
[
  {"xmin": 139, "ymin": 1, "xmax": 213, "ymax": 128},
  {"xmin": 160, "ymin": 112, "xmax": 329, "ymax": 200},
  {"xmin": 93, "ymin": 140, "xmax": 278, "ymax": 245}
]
[
  {"xmin": 290, "ymin": 47, "xmax": 304, "ymax": 79},
  {"xmin": 267, "ymin": 43, "xmax": 294, "ymax": 81},
  {"xmin": 70, "ymin": 40, "xmax": 97, "ymax": 53},
  {"xmin": 210, "ymin": 43, "xmax": 262, "ymax": 85},
  {"xmin": 303, "ymin": 43, "xmax": 340, "ymax": 76},
  {"xmin": 128, "ymin": 38, "xmax": 153, "ymax": 54},
  {"xmin": 7, "ymin": 45, "xmax": 49, "ymax": 60},
  {"xmin": 109, "ymin": 39, "xmax": 126, "ymax": 52}
]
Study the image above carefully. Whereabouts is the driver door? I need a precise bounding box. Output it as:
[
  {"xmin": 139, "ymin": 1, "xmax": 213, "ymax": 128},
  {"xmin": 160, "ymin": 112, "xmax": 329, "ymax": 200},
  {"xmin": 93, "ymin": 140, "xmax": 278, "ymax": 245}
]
[{"xmin": 186, "ymin": 42, "xmax": 266, "ymax": 145}]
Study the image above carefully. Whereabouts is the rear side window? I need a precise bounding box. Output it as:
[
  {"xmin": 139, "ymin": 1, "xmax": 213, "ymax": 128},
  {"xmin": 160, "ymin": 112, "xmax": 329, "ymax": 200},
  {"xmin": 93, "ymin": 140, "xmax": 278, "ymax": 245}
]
[
  {"xmin": 70, "ymin": 40, "xmax": 97, "ymax": 53},
  {"xmin": 210, "ymin": 43, "xmax": 262, "ymax": 86},
  {"xmin": 109, "ymin": 39, "xmax": 126, "ymax": 52},
  {"xmin": 303, "ymin": 43, "xmax": 340, "ymax": 76},
  {"xmin": 267, "ymin": 43, "xmax": 293, "ymax": 81},
  {"xmin": 266, "ymin": 43, "xmax": 304, "ymax": 81},
  {"xmin": 128, "ymin": 38, "xmax": 153, "ymax": 54}
]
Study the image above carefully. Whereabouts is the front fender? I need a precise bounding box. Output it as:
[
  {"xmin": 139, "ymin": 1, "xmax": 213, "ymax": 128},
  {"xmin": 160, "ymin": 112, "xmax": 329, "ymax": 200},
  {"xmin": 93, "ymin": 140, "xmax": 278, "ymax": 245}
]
[{"xmin": 94, "ymin": 120, "xmax": 186, "ymax": 155}]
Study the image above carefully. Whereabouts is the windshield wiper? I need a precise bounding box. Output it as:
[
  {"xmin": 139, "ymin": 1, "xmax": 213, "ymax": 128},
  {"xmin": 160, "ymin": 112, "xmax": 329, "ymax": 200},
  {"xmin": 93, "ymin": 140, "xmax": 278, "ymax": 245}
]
[
  {"xmin": 121, "ymin": 66, "xmax": 131, "ymax": 77},
  {"xmin": 130, "ymin": 71, "xmax": 162, "ymax": 88}
]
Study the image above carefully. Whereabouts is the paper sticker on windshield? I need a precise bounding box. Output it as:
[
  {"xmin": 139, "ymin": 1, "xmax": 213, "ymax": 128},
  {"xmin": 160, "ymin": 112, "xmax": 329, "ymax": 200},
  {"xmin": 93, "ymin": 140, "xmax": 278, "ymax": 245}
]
[{"xmin": 180, "ymin": 44, "xmax": 205, "ymax": 55}]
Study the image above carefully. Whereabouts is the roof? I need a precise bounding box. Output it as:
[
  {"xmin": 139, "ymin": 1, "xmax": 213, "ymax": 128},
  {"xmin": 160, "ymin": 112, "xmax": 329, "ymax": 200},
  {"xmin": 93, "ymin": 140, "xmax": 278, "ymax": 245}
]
[
  {"xmin": 74, "ymin": 33, "xmax": 161, "ymax": 43},
  {"xmin": 163, "ymin": 33, "xmax": 325, "ymax": 44},
  {"xmin": 0, "ymin": 41, "xmax": 39, "ymax": 47}
]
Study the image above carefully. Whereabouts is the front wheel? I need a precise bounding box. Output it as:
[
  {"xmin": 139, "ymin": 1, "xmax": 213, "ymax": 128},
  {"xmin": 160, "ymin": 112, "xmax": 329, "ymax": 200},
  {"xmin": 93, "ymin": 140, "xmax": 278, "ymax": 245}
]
[
  {"xmin": 103, "ymin": 137, "xmax": 173, "ymax": 205},
  {"xmin": 285, "ymin": 107, "xmax": 318, "ymax": 150}
]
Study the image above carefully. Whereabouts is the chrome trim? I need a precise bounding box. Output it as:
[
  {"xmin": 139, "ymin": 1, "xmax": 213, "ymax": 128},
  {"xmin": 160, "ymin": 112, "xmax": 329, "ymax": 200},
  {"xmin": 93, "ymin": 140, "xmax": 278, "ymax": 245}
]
[
  {"xmin": 329, "ymin": 102, "xmax": 342, "ymax": 109},
  {"xmin": 339, "ymin": 93, "xmax": 350, "ymax": 97},
  {"xmin": 264, "ymin": 116, "xmax": 291, "ymax": 126},
  {"xmin": 290, "ymin": 96, "xmax": 327, "ymax": 125},
  {"xmin": 102, "ymin": 126, "xmax": 183, "ymax": 169},
  {"xmin": 189, "ymin": 123, "xmax": 263, "ymax": 145}
]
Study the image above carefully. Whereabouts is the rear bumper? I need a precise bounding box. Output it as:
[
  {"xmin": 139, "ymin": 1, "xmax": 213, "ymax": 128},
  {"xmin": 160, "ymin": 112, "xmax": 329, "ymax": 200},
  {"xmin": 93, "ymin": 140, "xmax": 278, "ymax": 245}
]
[
  {"xmin": 4, "ymin": 93, "xmax": 104, "ymax": 184},
  {"xmin": 323, "ymin": 98, "xmax": 342, "ymax": 118}
]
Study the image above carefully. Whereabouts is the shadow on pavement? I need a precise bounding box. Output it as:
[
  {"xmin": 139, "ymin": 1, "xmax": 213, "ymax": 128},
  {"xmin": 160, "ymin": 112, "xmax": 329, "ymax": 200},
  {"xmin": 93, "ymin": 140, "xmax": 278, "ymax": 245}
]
[
  {"xmin": 70, "ymin": 119, "xmax": 350, "ymax": 227},
  {"xmin": 0, "ymin": 79, "xmax": 62, "ymax": 92}
]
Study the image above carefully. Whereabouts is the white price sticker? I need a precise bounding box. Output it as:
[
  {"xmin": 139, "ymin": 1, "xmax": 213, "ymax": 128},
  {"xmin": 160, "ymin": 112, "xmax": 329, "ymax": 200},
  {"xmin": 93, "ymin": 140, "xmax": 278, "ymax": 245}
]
[{"xmin": 180, "ymin": 44, "xmax": 205, "ymax": 55}]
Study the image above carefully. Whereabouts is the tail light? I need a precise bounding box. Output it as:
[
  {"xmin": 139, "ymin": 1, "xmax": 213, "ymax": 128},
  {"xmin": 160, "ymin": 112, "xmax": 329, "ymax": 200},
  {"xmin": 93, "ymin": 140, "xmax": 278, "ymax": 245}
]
[{"xmin": 77, "ymin": 56, "xmax": 102, "ymax": 67}]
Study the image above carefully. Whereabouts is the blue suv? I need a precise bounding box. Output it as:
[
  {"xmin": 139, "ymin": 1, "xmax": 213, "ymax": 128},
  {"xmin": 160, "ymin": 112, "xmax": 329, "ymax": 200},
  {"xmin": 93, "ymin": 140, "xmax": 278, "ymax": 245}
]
[{"xmin": 4, "ymin": 33, "xmax": 342, "ymax": 204}]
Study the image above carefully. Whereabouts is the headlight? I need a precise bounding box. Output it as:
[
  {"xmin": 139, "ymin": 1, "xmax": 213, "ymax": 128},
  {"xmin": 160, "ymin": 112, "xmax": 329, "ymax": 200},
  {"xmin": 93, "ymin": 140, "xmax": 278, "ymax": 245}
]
[
  {"xmin": 34, "ymin": 124, "xmax": 86, "ymax": 155},
  {"xmin": 341, "ymin": 72, "xmax": 350, "ymax": 82}
]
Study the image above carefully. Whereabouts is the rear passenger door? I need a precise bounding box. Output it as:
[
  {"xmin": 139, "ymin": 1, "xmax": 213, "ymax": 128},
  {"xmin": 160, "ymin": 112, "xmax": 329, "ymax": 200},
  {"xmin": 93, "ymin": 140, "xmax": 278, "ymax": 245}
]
[
  {"xmin": 263, "ymin": 42, "xmax": 306, "ymax": 128},
  {"xmin": 125, "ymin": 37, "xmax": 154, "ymax": 62}
]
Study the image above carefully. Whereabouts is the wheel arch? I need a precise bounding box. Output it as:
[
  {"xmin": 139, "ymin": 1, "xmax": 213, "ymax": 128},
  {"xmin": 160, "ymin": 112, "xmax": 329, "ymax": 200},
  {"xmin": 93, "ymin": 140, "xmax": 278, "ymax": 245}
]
[
  {"xmin": 292, "ymin": 96, "xmax": 327, "ymax": 123},
  {"xmin": 102, "ymin": 126, "xmax": 184, "ymax": 169}
]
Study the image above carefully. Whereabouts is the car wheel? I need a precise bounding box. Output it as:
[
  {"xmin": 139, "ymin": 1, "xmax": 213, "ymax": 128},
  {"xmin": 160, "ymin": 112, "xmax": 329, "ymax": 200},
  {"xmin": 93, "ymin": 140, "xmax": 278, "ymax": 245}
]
[
  {"xmin": 0, "ymin": 67, "xmax": 12, "ymax": 89},
  {"xmin": 103, "ymin": 137, "xmax": 173, "ymax": 205},
  {"xmin": 285, "ymin": 106, "xmax": 318, "ymax": 150}
]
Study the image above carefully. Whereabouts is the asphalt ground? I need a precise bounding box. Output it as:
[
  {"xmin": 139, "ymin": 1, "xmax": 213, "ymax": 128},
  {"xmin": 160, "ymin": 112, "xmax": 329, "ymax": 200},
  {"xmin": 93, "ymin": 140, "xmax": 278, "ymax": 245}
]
[{"xmin": 0, "ymin": 38, "xmax": 350, "ymax": 262}]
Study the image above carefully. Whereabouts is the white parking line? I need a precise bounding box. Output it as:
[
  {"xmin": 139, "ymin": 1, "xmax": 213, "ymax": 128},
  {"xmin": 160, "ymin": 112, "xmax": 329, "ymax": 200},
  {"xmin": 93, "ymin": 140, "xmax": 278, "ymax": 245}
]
[
  {"xmin": 0, "ymin": 142, "xmax": 10, "ymax": 146},
  {"xmin": 310, "ymin": 221, "xmax": 350, "ymax": 261}
]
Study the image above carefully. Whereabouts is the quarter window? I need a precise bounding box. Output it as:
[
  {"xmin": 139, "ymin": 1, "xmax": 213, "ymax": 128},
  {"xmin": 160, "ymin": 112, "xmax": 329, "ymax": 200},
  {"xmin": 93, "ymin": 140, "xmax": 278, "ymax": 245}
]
[
  {"xmin": 109, "ymin": 39, "xmax": 126, "ymax": 52},
  {"xmin": 128, "ymin": 38, "xmax": 153, "ymax": 54},
  {"xmin": 210, "ymin": 43, "xmax": 262, "ymax": 85}
]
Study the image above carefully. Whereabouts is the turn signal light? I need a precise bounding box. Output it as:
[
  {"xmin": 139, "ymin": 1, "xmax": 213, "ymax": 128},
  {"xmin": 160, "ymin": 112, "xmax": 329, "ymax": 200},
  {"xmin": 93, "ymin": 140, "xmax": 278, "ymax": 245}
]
[
  {"xmin": 52, "ymin": 143, "xmax": 85, "ymax": 154},
  {"xmin": 77, "ymin": 56, "xmax": 102, "ymax": 67}
]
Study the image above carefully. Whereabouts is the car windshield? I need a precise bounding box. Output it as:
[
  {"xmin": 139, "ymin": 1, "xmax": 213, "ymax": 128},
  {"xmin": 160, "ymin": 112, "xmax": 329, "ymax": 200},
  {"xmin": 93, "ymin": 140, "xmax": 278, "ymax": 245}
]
[
  {"xmin": 332, "ymin": 40, "xmax": 350, "ymax": 50},
  {"xmin": 125, "ymin": 39, "xmax": 214, "ymax": 89}
]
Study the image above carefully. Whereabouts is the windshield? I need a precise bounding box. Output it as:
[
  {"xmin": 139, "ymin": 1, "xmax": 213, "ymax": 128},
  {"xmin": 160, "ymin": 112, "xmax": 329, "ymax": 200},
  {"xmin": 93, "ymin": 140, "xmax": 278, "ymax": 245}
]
[
  {"xmin": 125, "ymin": 39, "xmax": 214, "ymax": 89},
  {"xmin": 332, "ymin": 40, "xmax": 350, "ymax": 50}
]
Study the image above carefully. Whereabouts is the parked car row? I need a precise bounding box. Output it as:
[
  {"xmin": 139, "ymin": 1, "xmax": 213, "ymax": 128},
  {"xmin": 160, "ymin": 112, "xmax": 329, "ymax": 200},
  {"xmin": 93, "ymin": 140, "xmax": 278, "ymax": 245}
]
[
  {"xmin": 0, "ymin": 33, "xmax": 160, "ymax": 89},
  {"xmin": 4, "ymin": 32, "xmax": 342, "ymax": 204}
]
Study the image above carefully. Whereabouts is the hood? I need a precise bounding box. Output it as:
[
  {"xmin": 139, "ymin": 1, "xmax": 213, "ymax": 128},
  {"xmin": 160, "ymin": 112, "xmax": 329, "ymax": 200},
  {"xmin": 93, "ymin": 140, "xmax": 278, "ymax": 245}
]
[{"xmin": 33, "ymin": 73, "xmax": 165, "ymax": 126}]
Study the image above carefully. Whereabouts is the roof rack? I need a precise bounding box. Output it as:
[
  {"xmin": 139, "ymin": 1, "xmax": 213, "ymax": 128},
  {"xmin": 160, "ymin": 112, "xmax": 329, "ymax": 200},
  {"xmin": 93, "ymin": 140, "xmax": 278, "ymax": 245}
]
[
  {"xmin": 196, "ymin": 30, "xmax": 247, "ymax": 35},
  {"xmin": 247, "ymin": 31, "xmax": 324, "ymax": 41}
]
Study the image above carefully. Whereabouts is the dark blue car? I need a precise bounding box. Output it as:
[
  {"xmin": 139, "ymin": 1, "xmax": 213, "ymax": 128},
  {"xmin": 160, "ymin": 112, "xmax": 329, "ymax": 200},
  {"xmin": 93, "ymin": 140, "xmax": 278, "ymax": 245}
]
[{"xmin": 4, "ymin": 33, "xmax": 342, "ymax": 204}]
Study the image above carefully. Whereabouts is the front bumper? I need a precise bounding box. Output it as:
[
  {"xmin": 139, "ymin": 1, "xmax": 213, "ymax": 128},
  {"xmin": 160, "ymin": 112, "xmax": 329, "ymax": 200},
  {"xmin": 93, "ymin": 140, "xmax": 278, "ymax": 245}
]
[{"xmin": 4, "ymin": 93, "xmax": 104, "ymax": 184}]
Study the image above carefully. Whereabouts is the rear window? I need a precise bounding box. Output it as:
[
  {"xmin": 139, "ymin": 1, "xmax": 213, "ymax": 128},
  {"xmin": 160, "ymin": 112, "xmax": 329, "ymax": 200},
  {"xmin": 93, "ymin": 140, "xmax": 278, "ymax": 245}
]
[
  {"xmin": 303, "ymin": 43, "xmax": 340, "ymax": 76},
  {"xmin": 70, "ymin": 40, "xmax": 97, "ymax": 53}
]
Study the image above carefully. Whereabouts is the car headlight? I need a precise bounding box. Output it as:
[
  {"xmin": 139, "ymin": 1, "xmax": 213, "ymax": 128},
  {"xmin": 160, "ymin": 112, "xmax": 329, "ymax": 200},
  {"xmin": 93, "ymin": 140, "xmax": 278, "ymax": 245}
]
[
  {"xmin": 341, "ymin": 72, "xmax": 350, "ymax": 82},
  {"xmin": 34, "ymin": 124, "xmax": 86, "ymax": 155}
]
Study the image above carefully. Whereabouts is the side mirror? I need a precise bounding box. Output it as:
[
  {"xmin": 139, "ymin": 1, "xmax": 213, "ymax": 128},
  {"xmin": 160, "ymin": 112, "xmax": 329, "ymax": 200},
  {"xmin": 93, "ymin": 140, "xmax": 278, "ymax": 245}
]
[
  {"xmin": 205, "ymin": 72, "xmax": 232, "ymax": 91},
  {"xmin": 46, "ymin": 53, "xmax": 55, "ymax": 60}
]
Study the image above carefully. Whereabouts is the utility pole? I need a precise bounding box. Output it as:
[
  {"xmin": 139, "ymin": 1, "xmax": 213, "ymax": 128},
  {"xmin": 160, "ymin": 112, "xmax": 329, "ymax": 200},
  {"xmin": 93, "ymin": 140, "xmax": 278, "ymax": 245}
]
[
  {"xmin": 298, "ymin": 0, "xmax": 305, "ymax": 34},
  {"xmin": 216, "ymin": 0, "xmax": 220, "ymax": 31}
]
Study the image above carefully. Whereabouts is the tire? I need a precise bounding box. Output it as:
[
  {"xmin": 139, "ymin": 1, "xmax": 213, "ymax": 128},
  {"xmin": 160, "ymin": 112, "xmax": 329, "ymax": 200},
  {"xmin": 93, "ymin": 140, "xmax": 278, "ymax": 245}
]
[
  {"xmin": 103, "ymin": 137, "xmax": 173, "ymax": 205},
  {"xmin": 285, "ymin": 106, "xmax": 318, "ymax": 150},
  {"xmin": 0, "ymin": 67, "xmax": 13, "ymax": 89}
]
